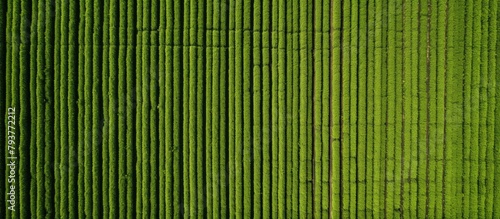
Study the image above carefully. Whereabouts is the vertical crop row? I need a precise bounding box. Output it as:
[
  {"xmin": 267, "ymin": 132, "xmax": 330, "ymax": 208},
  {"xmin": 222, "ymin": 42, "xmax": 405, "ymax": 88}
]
[
  {"xmin": 219, "ymin": 0, "xmax": 229, "ymax": 216},
  {"xmin": 149, "ymin": 0, "xmax": 159, "ymax": 216},
  {"xmin": 108, "ymin": 0, "xmax": 119, "ymax": 217},
  {"xmin": 462, "ymin": 0, "xmax": 473, "ymax": 216},
  {"xmin": 197, "ymin": 1, "xmax": 206, "ymax": 216},
  {"xmin": 158, "ymin": 0, "xmax": 166, "ymax": 216},
  {"xmin": 252, "ymin": 0, "xmax": 262, "ymax": 216},
  {"xmin": 134, "ymin": 0, "xmax": 142, "ymax": 216},
  {"xmin": 320, "ymin": 0, "xmax": 330, "ymax": 217},
  {"xmin": 68, "ymin": 0, "xmax": 78, "ymax": 217},
  {"xmin": 330, "ymin": 0, "xmax": 341, "ymax": 216},
  {"xmin": 285, "ymin": 0, "xmax": 293, "ymax": 215},
  {"xmin": 0, "ymin": 0, "xmax": 5, "ymax": 215},
  {"xmin": 35, "ymin": 0, "xmax": 46, "ymax": 216},
  {"xmin": 340, "ymin": 0, "xmax": 350, "ymax": 215},
  {"xmin": 172, "ymin": 0, "xmax": 182, "ymax": 216},
  {"xmin": 261, "ymin": 0, "xmax": 271, "ymax": 215},
  {"xmin": 126, "ymin": 0, "xmax": 136, "ymax": 217},
  {"xmin": 117, "ymin": 0, "xmax": 127, "ymax": 217},
  {"xmin": 188, "ymin": 0, "xmax": 198, "ymax": 216},
  {"xmin": 486, "ymin": 0, "xmax": 497, "ymax": 217},
  {"xmin": 101, "ymin": 0, "xmax": 110, "ymax": 217},
  {"xmin": 18, "ymin": 0, "xmax": 29, "ymax": 217},
  {"xmin": 417, "ymin": 0, "xmax": 428, "ymax": 217},
  {"xmin": 290, "ymin": 0, "xmax": 300, "ymax": 216},
  {"xmin": 386, "ymin": 0, "xmax": 396, "ymax": 217},
  {"xmin": 357, "ymin": 0, "xmax": 368, "ymax": 217},
  {"xmin": 243, "ymin": 0, "xmax": 254, "ymax": 214},
  {"xmin": 83, "ymin": 0, "xmax": 93, "ymax": 216},
  {"xmin": 181, "ymin": 0, "xmax": 190, "ymax": 215},
  {"xmin": 142, "ymin": 0, "xmax": 152, "ymax": 216},
  {"xmin": 205, "ymin": 0, "xmax": 214, "ymax": 215},
  {"xmin": 312, "ymin": 0, "xmax": 323, "ymax": 216},
  {"xmin": 165, "ymin": 0, "xmax": 175, "ymax": 216},
  {"xmin": 277, "ymin": 0, "xmax": 286, "ymax": 216}
]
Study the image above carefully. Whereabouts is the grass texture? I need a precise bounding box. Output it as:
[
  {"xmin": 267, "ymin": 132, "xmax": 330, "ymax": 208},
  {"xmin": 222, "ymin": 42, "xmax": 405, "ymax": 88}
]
[{"xmin": 0, "ymin": 0, "xmax": 499, "ymax": 218}]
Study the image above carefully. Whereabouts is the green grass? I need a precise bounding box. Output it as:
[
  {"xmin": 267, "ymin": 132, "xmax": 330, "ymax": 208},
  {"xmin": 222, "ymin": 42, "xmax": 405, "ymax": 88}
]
[{"xmin": 1, "ymin": 1, "xmax": 500, "ymax": 218}]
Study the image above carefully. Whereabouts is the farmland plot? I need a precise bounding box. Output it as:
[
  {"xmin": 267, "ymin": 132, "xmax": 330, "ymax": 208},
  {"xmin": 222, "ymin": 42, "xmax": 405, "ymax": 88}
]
[{"xmin": 0, "ymin": 0, "xmax": 499, "ymax": 218}]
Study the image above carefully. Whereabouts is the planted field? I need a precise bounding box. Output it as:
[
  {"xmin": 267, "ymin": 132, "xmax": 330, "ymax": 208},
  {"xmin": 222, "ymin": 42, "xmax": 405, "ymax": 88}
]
[{"xmin": 1, "ymin": 0, "xmax": 500, "ymax": 218}]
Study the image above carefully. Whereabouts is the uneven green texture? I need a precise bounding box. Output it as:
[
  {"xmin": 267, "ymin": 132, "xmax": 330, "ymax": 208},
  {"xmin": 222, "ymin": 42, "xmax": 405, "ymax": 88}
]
[{"xmin": 1, "ymin": 0, "xmax": 499, "ymax": 218}]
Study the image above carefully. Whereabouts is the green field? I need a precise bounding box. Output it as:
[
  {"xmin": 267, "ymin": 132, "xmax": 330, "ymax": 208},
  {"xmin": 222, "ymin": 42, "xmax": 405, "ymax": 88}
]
[{"xmin": 1, "ymin": 0, "xmax": 500, "ymax": 218}]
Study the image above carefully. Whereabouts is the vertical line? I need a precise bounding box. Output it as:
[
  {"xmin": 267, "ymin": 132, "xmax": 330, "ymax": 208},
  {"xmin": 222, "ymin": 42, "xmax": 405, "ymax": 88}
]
[
  {"xmin": 425, "ymin": 0, "xmax": 431, "ymax": 217},
  {"xmin": 442, "ymin": 0, "xmax": 449, "ymax": 215},
  {"xmin": 400, "ymin": 0, "xmax": 406, "ymax": 217},
  {"xmin": 339, "ymin": 0, "xmax": 344, "ymax": 217}
]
